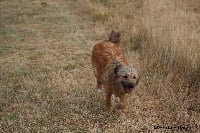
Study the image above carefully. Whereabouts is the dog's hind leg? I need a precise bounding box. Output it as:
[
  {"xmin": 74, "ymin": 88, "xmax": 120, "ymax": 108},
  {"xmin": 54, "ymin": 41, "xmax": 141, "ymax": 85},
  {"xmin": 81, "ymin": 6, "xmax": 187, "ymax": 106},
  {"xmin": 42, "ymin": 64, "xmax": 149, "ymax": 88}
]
[
  {"xmin": 92, "ymin": 64, "xmax": 102, "ymax": 93},
  {"xmin": 92, "ymin": 64, "xmax": 103, "ymax": 93},
  {"xmin": 96, "ymin": 80, "xmax": 103, "ymax": 93}
]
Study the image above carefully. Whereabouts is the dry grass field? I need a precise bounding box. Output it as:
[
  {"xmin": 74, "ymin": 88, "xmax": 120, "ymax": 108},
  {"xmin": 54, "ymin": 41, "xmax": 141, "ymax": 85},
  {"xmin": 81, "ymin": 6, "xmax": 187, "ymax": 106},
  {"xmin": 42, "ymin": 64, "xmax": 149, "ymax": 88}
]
[{"xmin": 0, "ymin": 0, "xmax": 199, "ymax": 132}]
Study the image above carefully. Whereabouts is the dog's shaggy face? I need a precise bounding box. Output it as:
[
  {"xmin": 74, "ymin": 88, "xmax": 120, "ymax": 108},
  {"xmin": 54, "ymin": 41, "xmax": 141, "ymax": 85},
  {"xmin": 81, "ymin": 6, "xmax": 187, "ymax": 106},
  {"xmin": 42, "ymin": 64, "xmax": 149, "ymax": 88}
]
[{"xmin": 112, "ymin": 63, "xmax": 139, "ymax": 95}]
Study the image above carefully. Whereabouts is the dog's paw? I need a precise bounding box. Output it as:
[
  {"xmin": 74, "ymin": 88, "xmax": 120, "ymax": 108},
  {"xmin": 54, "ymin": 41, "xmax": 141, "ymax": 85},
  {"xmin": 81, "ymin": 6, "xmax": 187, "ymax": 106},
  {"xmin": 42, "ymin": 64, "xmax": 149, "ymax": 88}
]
[
  {"xmin": 96, "ymin": 88, "xmax": 102, "ymax": 93},
  {"xmin": 115, "ymin": 103, "xmax": 125, "ymax": 110}
]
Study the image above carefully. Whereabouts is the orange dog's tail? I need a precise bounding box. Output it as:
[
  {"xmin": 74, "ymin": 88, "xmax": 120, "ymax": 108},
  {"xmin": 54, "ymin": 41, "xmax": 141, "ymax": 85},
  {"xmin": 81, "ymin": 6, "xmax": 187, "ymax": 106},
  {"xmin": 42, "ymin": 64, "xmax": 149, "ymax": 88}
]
[{"xmin": 108, "ymin": 30, "xmax": 120, "ymax": 44}]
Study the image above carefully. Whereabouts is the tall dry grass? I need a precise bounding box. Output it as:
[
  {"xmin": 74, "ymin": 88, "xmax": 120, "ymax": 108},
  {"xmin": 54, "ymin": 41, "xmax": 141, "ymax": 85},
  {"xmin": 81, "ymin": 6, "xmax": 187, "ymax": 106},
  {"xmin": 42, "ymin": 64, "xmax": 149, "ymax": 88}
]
[
  {"xmin": 142, "ymin": 0, "xmax": 200, "ymax": 88},
  {"xmin": 140, "ymin": 0, "xmax": 200, "ymax": 113}
]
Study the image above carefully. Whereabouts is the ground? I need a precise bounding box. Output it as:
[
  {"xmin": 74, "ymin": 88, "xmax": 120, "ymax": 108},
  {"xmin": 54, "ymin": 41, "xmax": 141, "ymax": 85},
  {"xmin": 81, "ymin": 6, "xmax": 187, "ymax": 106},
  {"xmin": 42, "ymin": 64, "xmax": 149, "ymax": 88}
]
[{"xmin": 0, "ymin": 0, "xmax": 199, "ymax": 132}]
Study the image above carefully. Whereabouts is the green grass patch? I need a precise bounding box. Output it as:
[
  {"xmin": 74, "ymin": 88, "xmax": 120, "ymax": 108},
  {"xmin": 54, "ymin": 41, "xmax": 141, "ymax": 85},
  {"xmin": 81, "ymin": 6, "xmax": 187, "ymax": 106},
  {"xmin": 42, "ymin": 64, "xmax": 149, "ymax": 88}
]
[
  {"xmin": 63, "ymin": 61, "xmax": 85, "ymax": 71},
  {"xmin": 4, "ymin": 14, "xmax": 26, "ymax": 24},
  {"xmin": 0, "ymin": 26, "xmax": 36, "ymax": 54},
  {"xmin": 39, "ymin": 16, "xmax": 69, "ymax": 24},
  {"xmin": 0, "ymin": 42, "xmax": 13, "ymax": 54},
  {"xmin": 88, "ymin": 10, "xmax": 110, "ymax": 22},
  {"xmin": 26, "ymin": 7, "xmax": 45, "ymax": 17},
  {"xmin": 0, "ymin": 87, "xmax": 19, "ymax": 112},
  {"xmin": 0, "ymin": 112, "xmax": 19, "ymax": 122},
  {"xmin": 63, "ymin": 64, "xmax": 76, "ymax": 71}
]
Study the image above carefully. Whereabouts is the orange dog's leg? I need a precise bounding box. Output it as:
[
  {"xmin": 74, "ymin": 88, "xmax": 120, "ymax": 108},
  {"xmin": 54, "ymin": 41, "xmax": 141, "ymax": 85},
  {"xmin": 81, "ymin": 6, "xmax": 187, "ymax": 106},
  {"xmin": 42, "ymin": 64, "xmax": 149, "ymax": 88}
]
[
  {"xmin": 96, "ymin": 80, "xmax": 102, "ymax": 93},
  {"xmin": 106, "ymin": 93, "xmax": 112, "ymax": 111},
  {"xmin": 116, "ymin": 95, "xmax": 127, "ymax": 109}
]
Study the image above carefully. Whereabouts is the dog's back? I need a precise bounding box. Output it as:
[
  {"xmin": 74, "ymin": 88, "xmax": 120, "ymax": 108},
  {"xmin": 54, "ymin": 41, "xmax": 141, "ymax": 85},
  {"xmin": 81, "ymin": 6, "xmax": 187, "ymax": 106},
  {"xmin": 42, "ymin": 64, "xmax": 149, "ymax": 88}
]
[{"xmin": 92, "ymin": 31, "xmax": 128, "ymax": 81}]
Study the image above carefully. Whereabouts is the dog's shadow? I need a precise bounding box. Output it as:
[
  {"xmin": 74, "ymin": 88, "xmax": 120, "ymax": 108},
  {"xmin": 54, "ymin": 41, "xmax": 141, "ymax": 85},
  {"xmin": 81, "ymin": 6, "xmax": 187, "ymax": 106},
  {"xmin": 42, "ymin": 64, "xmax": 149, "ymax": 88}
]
[{"xmin": 75, "ymin": 89, "xmax": 119, "ymax": 127}]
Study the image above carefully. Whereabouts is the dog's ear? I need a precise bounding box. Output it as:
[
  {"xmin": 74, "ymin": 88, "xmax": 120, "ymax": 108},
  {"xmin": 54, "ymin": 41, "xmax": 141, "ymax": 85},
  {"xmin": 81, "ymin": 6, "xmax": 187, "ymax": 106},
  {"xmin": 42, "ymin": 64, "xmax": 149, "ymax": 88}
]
[{"xmin": 114, "ymin": 62, "xmax": 122, "ymax": 74}]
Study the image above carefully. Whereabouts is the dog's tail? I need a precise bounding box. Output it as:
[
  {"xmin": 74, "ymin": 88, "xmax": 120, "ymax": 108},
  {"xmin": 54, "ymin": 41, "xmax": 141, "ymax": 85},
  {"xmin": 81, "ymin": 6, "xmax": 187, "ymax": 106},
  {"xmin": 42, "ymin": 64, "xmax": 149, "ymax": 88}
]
[{"xmin": 108, "ymin": 30, "xmax": 120, "ymax": 44}]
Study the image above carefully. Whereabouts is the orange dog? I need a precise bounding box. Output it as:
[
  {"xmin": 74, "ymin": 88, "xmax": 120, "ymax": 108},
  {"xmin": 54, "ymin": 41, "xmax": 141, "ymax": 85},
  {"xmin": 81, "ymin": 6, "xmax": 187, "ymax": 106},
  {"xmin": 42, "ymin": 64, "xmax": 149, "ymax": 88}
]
[{"xmin": 92, "ymin": 31, "xmax": 139, "ymax": 111}]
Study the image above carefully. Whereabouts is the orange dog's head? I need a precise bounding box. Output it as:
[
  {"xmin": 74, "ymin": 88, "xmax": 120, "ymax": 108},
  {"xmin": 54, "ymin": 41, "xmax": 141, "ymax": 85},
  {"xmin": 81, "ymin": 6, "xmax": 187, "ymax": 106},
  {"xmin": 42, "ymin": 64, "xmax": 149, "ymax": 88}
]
[{"xmin": 112, "ymin": 62, "xmax": 139, "ymax": 94}]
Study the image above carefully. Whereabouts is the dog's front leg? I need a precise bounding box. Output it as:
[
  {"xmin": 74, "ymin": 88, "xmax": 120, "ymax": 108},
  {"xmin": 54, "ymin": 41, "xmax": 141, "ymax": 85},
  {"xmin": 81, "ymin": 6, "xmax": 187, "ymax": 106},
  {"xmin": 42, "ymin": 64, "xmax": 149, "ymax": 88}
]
[
  {"xmin": 116, "ymin": 94, "xmax": 127, "ymax": 109},
  {"xmin": 106, "ymin": 93, "xmax": 112, "ymax": 111}
]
